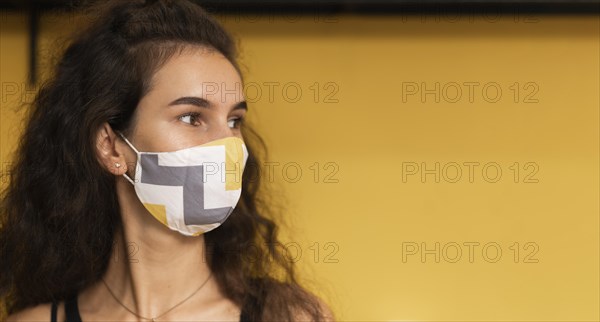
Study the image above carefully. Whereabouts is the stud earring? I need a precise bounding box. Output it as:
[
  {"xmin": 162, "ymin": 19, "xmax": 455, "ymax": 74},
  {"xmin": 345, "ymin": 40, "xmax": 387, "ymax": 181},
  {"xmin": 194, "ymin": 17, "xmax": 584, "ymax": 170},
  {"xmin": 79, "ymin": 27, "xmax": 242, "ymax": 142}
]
[{"xmin": 115, "ymin": 162, "xmax": 121, "ymax": 168}]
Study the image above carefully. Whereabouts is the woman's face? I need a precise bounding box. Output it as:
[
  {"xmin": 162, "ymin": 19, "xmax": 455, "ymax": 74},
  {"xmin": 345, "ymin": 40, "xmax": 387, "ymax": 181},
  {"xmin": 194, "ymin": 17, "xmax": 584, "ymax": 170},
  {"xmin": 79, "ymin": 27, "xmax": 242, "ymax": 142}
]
[{"xmin": 122, "ymin": 46, "xmax": 246, "ymax": 161}]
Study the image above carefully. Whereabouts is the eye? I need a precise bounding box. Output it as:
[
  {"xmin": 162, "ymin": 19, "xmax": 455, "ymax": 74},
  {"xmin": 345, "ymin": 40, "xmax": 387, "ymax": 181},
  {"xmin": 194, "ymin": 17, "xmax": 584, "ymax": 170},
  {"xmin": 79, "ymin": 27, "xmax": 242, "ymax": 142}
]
[
  {"xmin": 179, "ymin": 112, "xmax": 202, "ymax": 126},
  {"xmin": 228, "ymin": 116, "xmax": 245, "ymax": 129}
]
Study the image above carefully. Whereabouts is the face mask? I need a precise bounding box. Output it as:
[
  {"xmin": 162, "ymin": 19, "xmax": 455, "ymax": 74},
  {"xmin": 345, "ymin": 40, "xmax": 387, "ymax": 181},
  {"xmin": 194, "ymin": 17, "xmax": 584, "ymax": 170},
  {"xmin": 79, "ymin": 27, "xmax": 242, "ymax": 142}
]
[{"xmin": 117, "ymin": 132, "xmax": 249, "ymax": 237}]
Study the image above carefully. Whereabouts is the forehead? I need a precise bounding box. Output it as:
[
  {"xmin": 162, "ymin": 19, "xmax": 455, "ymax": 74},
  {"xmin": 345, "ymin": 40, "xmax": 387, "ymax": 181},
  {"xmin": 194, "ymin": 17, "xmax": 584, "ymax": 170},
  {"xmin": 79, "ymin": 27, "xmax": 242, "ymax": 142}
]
[{"xmin": 148, "ymin": 46, "xmax": 242, "ymax": 97}]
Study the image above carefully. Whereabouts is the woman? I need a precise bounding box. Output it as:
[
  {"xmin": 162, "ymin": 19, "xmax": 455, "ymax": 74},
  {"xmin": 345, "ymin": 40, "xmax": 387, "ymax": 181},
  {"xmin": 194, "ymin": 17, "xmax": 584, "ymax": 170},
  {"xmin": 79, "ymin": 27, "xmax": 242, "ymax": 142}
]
[{"xmin": 0, "ymin": 0, "xmax": 334, "ymax": 321}]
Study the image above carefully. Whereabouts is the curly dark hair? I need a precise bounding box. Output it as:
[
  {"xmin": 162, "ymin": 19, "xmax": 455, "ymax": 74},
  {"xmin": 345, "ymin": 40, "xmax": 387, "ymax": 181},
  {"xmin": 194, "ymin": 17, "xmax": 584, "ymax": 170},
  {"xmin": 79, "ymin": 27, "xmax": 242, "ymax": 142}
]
[{"xmin": 0, "ymin": 0, "xmax": 332, "ymax": 320}]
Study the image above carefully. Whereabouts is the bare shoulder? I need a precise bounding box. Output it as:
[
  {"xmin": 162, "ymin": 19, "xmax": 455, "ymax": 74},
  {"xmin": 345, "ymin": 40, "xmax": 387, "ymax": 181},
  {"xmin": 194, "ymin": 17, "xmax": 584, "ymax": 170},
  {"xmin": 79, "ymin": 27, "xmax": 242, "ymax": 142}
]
[
  {"xmin": 293, "ymin": 295, "xmax": 336, "ymax": 322},
  {"xmin": 6, "ymin": 302, "xmax": 63, "ymax": 322},
  {"xmin": 315, "ymin": 296, "xmax": 335, "ymax": 322}
]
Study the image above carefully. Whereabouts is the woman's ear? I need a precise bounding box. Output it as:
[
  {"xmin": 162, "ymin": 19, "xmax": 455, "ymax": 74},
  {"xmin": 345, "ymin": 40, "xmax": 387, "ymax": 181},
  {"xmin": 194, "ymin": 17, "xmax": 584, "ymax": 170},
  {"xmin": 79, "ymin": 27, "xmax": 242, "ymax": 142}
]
[{"xmin": 95, "ymin": 122, "xmax": 129, "ymax": 176}]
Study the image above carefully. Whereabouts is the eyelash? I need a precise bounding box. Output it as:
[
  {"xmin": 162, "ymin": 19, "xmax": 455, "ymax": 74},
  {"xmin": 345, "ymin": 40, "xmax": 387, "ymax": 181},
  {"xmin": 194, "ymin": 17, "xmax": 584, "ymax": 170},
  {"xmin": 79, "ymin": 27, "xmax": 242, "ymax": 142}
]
[{"xmin": 179, "ymin": 112, "xmax": 245, "ymax": 128}]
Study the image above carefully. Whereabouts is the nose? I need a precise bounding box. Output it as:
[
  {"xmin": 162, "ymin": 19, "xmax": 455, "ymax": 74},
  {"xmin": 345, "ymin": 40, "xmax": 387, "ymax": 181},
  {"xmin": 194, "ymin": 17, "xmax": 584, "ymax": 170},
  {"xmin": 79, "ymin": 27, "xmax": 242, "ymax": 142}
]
[{"xmin": 203, "ymin": 116, "xmax": 243, "ymax": 143}]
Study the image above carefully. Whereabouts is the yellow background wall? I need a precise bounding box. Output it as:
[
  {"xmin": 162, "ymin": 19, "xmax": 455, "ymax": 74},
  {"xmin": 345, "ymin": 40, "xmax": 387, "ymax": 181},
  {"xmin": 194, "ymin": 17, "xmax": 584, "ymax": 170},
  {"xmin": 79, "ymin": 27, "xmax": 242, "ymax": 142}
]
[{"xmin": 1, "ymin": 10, "xmax": 598, "ymax": 321}]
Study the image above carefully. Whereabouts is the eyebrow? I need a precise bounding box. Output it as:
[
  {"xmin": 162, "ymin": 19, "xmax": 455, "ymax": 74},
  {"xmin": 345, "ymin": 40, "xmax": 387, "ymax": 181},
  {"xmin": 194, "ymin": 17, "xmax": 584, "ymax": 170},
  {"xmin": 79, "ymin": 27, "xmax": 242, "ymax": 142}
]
[{"xmin": 168, "ymin": 96, "xmax": 247, "ymax": 112}]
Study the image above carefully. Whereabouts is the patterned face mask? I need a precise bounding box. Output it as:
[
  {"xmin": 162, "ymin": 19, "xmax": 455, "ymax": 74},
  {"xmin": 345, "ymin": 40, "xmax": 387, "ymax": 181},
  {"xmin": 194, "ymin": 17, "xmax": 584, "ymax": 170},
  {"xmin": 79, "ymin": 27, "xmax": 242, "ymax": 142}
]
[{"xmin": 117, "ymin": 132, "xmax": 249, "ymax": 237}]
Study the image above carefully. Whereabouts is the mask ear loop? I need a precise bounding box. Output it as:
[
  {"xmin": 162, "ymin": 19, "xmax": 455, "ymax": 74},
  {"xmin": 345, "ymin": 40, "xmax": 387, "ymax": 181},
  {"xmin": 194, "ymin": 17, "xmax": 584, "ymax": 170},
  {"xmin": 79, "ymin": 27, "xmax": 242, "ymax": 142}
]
[{"xmin": 116, "ymin": 131, "xmax": 139, "ymax": 185}]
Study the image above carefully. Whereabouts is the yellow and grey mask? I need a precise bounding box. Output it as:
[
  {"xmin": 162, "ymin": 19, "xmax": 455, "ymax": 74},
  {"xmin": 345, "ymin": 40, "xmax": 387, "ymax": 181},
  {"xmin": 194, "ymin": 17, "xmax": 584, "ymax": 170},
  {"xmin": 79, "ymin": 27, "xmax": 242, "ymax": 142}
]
[{"xmin": 117, "ymin": 132, "xmax": 248, "ymax": 237}]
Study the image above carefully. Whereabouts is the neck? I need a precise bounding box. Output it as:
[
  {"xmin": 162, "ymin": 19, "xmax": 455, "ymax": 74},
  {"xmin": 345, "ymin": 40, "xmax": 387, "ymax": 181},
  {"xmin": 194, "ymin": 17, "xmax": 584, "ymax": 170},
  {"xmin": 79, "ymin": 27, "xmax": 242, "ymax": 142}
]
[{"xmin": 80, "ymin": 178, "xmax": 216, "ymax": 320}]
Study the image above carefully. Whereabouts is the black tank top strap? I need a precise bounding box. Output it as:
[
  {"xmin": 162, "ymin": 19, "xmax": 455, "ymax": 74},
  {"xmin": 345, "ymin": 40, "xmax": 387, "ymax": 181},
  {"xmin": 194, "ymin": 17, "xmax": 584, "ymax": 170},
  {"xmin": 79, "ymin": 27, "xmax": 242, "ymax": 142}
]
[
  {"xmin": 52, "ymin": 291, "xmax": 254, "ymax": 321},
  {"xmin": 50, "ymin": 301, "xmax": 58, "ymax": 322},
  {"xmin": 239, "ymin": 277, "xmax": 265, "ymax": 321},
  {"xmin": 239, "ymin": 304, "xmax": 251, "ymax": 322},
  {"xmin": 64, "ymin": 294, "xmax": 83, "ymax": 322}
]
